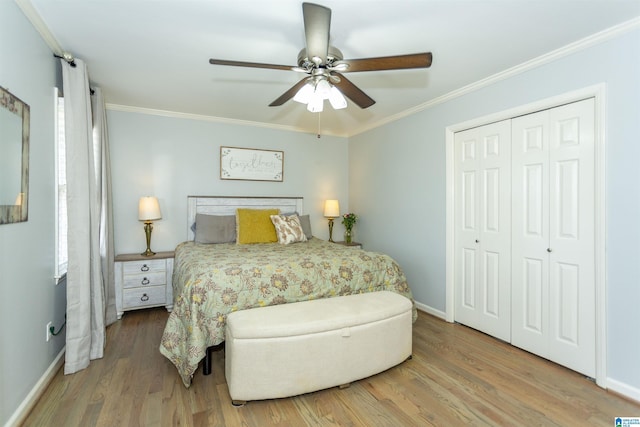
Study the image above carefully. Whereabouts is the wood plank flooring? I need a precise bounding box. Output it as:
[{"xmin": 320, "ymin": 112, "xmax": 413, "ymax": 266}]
[{"xmin": 22, "ymin": 308, "xmax": 639, "ymax": 426}]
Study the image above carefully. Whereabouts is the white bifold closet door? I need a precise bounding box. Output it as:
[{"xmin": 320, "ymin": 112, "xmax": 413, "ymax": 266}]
[
  {"xmin": 454, "ymin": 120, "xmax": 512, "ymax": 342},
  {"xmin": 511, "ymin": 99, "xmax": 595, "ymax": 377}
]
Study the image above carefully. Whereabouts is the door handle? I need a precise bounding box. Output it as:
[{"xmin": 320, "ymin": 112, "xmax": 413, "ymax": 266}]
[{"xmin": 547, "ymin": 248, "xmax": 552, "ymax": 253}]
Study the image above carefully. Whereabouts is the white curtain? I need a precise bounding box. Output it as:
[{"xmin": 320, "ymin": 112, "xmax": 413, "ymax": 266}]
[
  {"xmin": 92, "ymin": 88, "xmax": 117, "ymax": 328},
  {"xmin": 61, "ymin": 59, "xmax": 116, "ymax": 374}
]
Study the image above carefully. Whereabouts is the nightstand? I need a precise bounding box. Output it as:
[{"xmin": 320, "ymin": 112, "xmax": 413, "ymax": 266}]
[
  {"xmin": 114, "ymin": 251, "xmax": 174, "ymax": 319},
  {"xmin": 333, "ymin": 241, "xmax": 363, "ymax": 249}
]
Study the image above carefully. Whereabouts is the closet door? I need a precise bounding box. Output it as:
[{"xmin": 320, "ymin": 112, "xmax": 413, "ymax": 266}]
[
  {"xmin": 454, "ymin": 120, "xmax": 511, "ymax": 341},
  {"xmin": 511, "ymin": 99, "xmax": 595, "ymax": 377}
]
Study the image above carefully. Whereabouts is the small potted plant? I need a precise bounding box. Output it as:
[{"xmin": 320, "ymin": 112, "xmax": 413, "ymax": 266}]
[{"xmin": 341, "ymin": 213, "xmax": 358, "ymax": 244}]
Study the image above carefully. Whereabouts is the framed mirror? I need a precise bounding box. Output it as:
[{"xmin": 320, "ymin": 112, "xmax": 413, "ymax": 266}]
[{"xmin": 0, "ymin": 86, "xmax": 30, "ymax": 224}]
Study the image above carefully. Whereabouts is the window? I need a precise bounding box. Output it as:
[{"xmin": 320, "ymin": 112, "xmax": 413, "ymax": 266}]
[{"xmin": 54, "ymin": 88, "xmax": 67, "ymax": 283}]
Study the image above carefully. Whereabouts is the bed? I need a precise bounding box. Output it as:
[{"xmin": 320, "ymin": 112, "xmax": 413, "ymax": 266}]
[{"xmin": 159, "ymin": 196, "xmax": 417, "ymax": 387}]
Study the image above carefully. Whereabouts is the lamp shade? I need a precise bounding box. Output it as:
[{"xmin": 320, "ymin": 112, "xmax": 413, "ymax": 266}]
[
  {"xmin": 138, "ymin": 196, "xmax": 162, "ymax": 221},
  {"xmin": 293, "ymin": 81, "xmax": 314, "ymax": 104},
  {"xmin": 307, "ymin": 95, "xmax": 324, "ymax": 113},
  {"xmin": 323, "ymin": 199, "xmax": 340, "ymax": 218},
  {"xmin": 328, "ymin": 86, "xmax": 347, "ymax": 109}
]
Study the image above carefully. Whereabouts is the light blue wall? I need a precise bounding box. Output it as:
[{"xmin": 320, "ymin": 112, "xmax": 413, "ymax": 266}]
[
  {"xmin": 3, "ymin": 4, "xmax": 637, "ymax": 421},
  {"xmin": 350, "ymin": 28, "xmax": 640, "ymax": 394},
  {"xmin": 108, "ymin": 111, "xmax": 349, "ymax": 254},
  {"xmin": 0, "ymin": 2, "xmax": 65, "ymax": 425}
]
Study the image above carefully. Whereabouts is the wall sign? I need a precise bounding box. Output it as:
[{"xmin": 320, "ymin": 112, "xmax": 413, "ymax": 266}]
[{"xmin": 220, "ymin": 146, "xmax": 283, "ymax": 182}]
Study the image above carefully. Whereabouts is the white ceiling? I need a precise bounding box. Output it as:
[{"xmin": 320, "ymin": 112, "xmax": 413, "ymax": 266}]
[{"xmin": 20, "ymin": 0, "xmax": 640, "ymax": 136}]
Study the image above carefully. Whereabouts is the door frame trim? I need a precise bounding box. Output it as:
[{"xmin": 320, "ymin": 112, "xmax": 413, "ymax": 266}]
[{"xmin": 445, "ymin": 84, "xmax": 606, "ymax": 387}]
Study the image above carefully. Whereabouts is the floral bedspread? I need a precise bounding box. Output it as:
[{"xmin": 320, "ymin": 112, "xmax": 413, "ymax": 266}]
[{"xmin": 159, "ymin": 237, "xmax": 416, "ymax": 387}]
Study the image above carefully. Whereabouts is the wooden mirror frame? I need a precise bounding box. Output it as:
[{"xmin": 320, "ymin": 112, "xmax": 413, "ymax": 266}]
[{"xmin": 0, "ymin": 86, "xmax": 30, "ymax": 225}]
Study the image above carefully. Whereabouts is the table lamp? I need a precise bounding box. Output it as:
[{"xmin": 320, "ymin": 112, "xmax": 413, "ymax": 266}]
[
  {"xmin": 139, "ymin": 196, "xmax": 162, "ymax": 256},
  {"xmin": 323, "ymin": 199, "xmax": 340, "ymax": 242}
]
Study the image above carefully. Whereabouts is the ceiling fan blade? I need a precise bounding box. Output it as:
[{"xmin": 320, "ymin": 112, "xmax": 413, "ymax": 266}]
[
  {"xmin": 302, "ymin": 2, "xmax": 331, "ymax": 64},
  {"xmin": 209, "ymin": 58, "xmax": 293, "ymax": 71},
  {"xmin": 337, "ymin": 52, "xmax": 433, "ymax": 73},
  {"xmin": 331, "ymin": 73, "xmax": 375, "ymax": 109},
  {"xmin": 269, "ymin": 77, "xmax": 310, "ymax": 107}
]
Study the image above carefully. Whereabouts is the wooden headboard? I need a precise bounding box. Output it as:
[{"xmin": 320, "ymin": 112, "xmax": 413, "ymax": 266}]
[{"xmin": 187, "ymin": 196, "xmax": 304, "ymax": 240}]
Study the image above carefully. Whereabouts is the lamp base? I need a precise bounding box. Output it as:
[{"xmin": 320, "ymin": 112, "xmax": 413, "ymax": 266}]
[
  {"xmin": 328, "ymin": 218, "xmax": 335, "ymax": 242},
  {"xmin": 141, "ymin": 221, "xmax": 156, "ymax": 257},
  {"xmin": 140, "ymin": 248, "xmax": 156, "ymax": 257}
]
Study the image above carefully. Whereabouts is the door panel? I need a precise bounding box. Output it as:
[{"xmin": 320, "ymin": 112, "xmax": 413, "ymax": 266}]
[
  {"xmin": 484, "ymin": 168, "xmax": 500, "ymax": 232},
  {"xmin": 524, "ymin": 163, "xmax": 545, "ymax": 237},
  {"xmin": 548, "ymin": 99, "xmax": 595, "ymax": 377},
  {"xmin": 462, "ymin": 248, "xmax": 476, "ymax": 308},
  {"xmin": 462, "ymin": 171, "xmax": 476, "ymax": 230},
  {"xmin": 454, "ymin": 120, "xmax": 511, "ymax": 341},
  {"xmin": 484, "ymin": 250, "xmax": 500, "ymax": 316},
  {"xmin": 556, "ymin": 160, "xmax": 579, "ymax": 239},
  {"xmin": 512, "ymin": 98, "xmax": 595, "ymax": 377},
  {"xmin": 554, "ymin": 261, "xmax": 579, "ymax": 344},
  {"xmin": 512, "ymin": 110, "xmax": 550, "ymax": 354}
]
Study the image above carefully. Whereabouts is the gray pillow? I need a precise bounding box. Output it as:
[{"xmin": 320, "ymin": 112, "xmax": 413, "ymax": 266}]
[
  {"xmin": 194, "ymin": 214, "xmax": 236, "ymax": 244},
  {"xmin": 298, "ymin": 214, "xmax": 313, "ymax": 239}
]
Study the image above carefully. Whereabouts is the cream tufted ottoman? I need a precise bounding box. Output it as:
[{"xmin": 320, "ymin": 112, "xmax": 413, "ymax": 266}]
[{"xmin": 224, "ymin": 291, "xmax": 413, "ymax": 405}]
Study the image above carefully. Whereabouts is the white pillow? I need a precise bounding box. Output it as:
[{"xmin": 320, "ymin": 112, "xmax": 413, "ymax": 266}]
[{"xmin": 270, "ymin": 214, "xmax": 308, "ymax": 245}]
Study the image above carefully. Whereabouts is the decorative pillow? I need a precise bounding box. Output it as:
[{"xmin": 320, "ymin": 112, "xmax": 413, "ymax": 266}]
[
  {"xmin": 298, "ymin": 214, "xmax": 313, "ymax": 239},
  {"xmin": 270, "ymin": 214, "xmax": 308, "ymax": 244},
  {"xmin": 194, "ymin": 214, "xmax": 236, "ymax": 244},
  {"xmin": 236, "ymin": 208, "xmax": 280, "ymax": 244}
]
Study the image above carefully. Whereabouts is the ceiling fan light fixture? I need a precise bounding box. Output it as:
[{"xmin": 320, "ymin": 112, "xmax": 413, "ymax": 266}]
[
  {"xmin": 328, "ymin": 85, "xmax": 347, "ymax": 110},
  {"xmin": 307, "ymin": 95, "xmax": 324, "ymax": 113},
  {"xmin": 316, "ymin": 78, "xmax": 332, "ymax": 99},
  {"xmin": 293, "ymin": 81, "xmax": 314, "ymax": 104}
]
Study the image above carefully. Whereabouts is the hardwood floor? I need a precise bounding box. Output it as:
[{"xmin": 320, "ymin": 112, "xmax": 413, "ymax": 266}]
[{"xmin": 23, "ymin": 308, "xmax": 638, "ymax": 426}]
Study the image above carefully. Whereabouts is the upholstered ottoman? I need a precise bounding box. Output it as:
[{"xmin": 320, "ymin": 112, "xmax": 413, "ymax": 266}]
[{"xmin": 224, "ymin": 291, "xmax": 413, "ymax": 405}]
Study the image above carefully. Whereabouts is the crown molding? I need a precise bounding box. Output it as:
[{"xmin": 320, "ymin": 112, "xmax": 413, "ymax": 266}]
[
  {"xmin": 15, "ymin": 0, "xmax": 64, "ymax": 55},
  {"xmin": 349, "ymin": 17, "xmax": 640, "ymax": 137},
  {"xmin": 105, "ymin": 103, "xmax": 348, "ymax": 138}
]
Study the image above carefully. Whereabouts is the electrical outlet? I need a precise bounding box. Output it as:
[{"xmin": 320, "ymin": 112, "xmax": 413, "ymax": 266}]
[{"xmin": 46, "ymin": 321, "xmax": 53, "ymax": 342}]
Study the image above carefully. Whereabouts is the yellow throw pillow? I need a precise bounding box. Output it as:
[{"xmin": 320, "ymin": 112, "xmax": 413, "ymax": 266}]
[{"xmin": 236, "ymin": 208, "xmax": 280, "ymax": 244}]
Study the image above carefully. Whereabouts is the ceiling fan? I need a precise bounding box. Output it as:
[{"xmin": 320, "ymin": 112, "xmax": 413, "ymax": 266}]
[{"xmin": 209, "ymin": 2, "xmax": 432, "ymax": 112}]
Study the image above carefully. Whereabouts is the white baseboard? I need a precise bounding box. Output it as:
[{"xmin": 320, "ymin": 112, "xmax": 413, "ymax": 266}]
[
  {"xmin": 414, "ymin": 300, "xmax": 447, "ymax": 320},
  {"xmin": 4, "ymin": 347, "xmax": 65, "ymax": 427},
  {"xmin": 607, "ymin": 377, "xmax": 640, "ymax": 404}
]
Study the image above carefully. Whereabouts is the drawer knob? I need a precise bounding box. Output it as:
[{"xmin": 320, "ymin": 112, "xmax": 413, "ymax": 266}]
[
  {"xmin": 140, "ymin": 293, "xmax": 149, "ymax": 302},
  {"xmin": 141, "ymin": 264, "xmax": 150, "ymax": 272},
  {"xmin": 141, "ymin": 277, "xmax": 150, "ymax": 285}
]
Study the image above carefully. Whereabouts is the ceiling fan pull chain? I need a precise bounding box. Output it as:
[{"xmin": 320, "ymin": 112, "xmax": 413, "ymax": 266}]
[{"xmin": 317, "ymin": 112, "xmax": 322, "ymax": 138}]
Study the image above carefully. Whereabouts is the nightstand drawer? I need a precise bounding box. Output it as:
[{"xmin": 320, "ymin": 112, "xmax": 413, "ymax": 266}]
[
  {"xmin": 115, "ymin": 251, "xmax": 174, "ymax": 319},
  {"xmin": 122, "ymin": 259, "xmax": 166, "ymax": 275},
  {"xmin": 122, "ymin": 272, "xmax": 166, "ymax": 289},
  {"xmin": 123, "ymin": 285, "xmax": 165, "ymax": 309}
]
